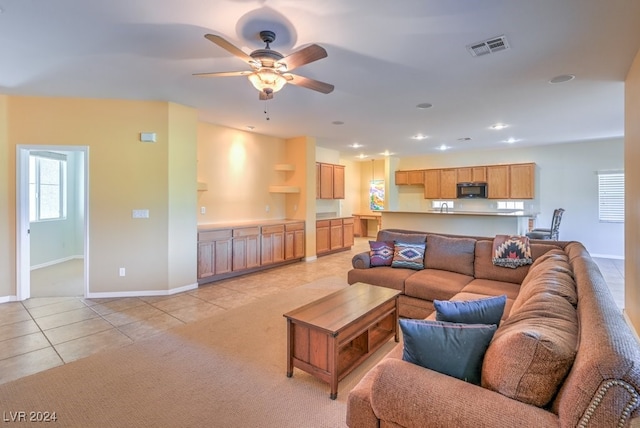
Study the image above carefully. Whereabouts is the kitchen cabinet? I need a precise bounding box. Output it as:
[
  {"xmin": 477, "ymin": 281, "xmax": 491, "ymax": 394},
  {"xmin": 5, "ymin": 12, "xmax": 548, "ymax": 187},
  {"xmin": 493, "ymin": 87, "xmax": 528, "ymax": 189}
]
[
  {"xmin": 285, "ymin": 222, "xmax": 305, "ymax": 260},
  {"xmin": 423, "ymin": 169, "xmax": 441, "ymax": 199},
  {"xmin": 487, "ymin": 165, "xmax": 510, "ymax": 199},
  {"xmin": 197, "ymin": 229, "xmax": 232, "ymax": 279},
  {"xmin": 317, "ymin": 162, "xmax": 345, "ymax": 199},
  {"xmin": 395, "ymin": 170, "xmax": 424, "ymax": 185},
  {"xmin": 198, "ymin": 220, "xmax": 305, "ymax": 284},
  {"xmin": 440, "ymin": 169, "xmax": 457, "ymax": 199},
  {"xmin": 457, "ymin": 167, "xmax": 487, "ymax": 183},
  {"xmin": 509, "ymin": 163, "xmax": 535, "ymax": 199},
  {"xmin": 232, "ymin": 227, "xmax": 260, "ymax": 271},
  {"xmin": 261, "ymin": 224, "xmax": 285, "ymax": 265},
  {"xmin": 316, "ymin": 217, "xmax": 354, "ymax": 256}
]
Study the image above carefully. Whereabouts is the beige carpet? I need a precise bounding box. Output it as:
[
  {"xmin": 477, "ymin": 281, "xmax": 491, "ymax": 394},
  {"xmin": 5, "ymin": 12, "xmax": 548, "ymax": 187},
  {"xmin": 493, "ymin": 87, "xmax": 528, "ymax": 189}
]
[{"xmin": 0, "ymin": 276, "xmax": 397, "ymax": 428}]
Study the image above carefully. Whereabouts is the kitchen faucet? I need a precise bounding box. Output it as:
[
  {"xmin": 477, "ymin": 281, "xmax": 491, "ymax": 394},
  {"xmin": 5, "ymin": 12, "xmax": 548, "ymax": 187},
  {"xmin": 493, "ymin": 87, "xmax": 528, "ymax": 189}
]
[{"xmin": 440, "ymin": 202, "xmax": 449, "ymax": 213}]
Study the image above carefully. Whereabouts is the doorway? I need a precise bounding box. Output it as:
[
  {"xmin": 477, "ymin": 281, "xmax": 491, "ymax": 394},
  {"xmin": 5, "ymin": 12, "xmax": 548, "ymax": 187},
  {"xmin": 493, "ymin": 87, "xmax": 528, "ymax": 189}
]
[{"xmin": 16, "ymin": 146, "xmax": 89, "ymax": 300}]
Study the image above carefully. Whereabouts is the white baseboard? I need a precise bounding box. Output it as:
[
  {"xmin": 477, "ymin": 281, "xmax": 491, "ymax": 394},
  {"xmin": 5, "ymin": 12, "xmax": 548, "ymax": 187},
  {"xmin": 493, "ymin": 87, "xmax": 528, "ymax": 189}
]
[
  {"xmin": 0, "ymin": 295, "xmax": 18, "ymax": 304},
  {"xmin": 86, "ymin": 282, "xmax": 198, "ymax": 299},
  {"xmin": 304, "ymin": 255, "xmax": 318, "ymax": 262},
  {"xmin": 590, "ymin": 253, "xmax": 624, "ymax": 260},
  {"xmin": 31, "ymin": 255, "xmax": 84, "ymax": 270}
]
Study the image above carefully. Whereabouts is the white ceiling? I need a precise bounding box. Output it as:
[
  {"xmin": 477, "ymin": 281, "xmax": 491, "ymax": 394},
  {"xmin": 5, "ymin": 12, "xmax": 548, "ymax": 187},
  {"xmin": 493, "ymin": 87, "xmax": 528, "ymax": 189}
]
[{"xmin": 2, "ymin": 0, "xmax": 640, "ymax": 159}]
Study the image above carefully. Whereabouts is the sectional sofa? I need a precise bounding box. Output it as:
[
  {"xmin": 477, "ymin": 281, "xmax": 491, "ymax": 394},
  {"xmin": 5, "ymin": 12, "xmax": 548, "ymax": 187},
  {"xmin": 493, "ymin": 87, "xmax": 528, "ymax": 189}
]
[{"xmin": 346, "ymin": 229, "xmax": 640, "ymax": 427}]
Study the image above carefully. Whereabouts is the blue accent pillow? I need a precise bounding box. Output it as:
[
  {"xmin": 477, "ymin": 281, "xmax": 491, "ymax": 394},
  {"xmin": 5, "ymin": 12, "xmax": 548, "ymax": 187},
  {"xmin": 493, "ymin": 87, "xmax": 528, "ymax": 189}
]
[
  {"xmin": 399, "ymin": 319, "xmax": 497, "ymax": 385},
  {"xmin": 434, "ymin": 295, "xmax": 507, "ymax": 326},
  {"xmin": 391, "ymin": 242, "xmax": 426, "ymax": 270}
]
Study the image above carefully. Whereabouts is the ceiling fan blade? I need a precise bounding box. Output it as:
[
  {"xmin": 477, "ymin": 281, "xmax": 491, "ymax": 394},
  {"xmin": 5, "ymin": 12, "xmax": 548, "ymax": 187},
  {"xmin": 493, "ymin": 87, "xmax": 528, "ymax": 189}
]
[
  {"xmin": 193, "ymin": 71, "xmax": 252, "ymax": 78},
  {"xmin": 204, "ymin": 34, "xmax": 254, "ymax": 64},
  {"xmin": 278, "ymin": 44, "xmax": 327, "ymax": 72},
  {"xmin": 283, "ymin": 74, "xmax": 334, "ymax": 94}
]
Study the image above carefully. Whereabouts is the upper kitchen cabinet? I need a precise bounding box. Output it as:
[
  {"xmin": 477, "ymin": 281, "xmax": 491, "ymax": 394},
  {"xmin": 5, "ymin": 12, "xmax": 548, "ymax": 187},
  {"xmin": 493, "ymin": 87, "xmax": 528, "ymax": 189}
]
[
  {"xmin": 509, "ymin": 163, "xmax": 535, "ymax": 199},
  {"xmin": 317, "ymin": 162, "xmax": 345, "ymax": 199},
  {"xmin": 395, "ymin": 170, "xmax": 425, "ymax": 185},
  {"xmin": 457, "ymin": 166, "xmax": 487, "ymax": 183}
]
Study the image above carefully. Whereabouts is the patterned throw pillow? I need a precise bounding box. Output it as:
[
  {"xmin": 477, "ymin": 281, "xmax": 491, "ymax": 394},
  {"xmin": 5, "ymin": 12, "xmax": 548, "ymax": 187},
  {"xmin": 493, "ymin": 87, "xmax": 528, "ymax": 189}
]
[
  {"xmin": 492, "ymin": 235, "xmax": 533, "ymax": 268},
  {"xmin": 391, "ymin": 242, "xmax": 426, "ymax": 270},
  {"xmin": 369, "ymin": 241, "xmax": 394, "ymax": 267}
]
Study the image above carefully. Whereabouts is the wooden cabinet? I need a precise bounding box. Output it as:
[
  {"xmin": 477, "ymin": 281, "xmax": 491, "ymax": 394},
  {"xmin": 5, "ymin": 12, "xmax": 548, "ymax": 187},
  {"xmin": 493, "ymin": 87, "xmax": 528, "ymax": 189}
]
[
  {"xmin": 198, "ymin": 221, "xmax": 305, "ymax": 284},
  {"xmin": 261, "ymin": 224, "xmax": 285, "ymax": 265},
  {"xmin": 285, "ymin": 222, "xmax": 305, "ymax": 260},
  {"xmin": 395, "ymin": 170, "xmax": 424, "ymax": 185},
  {"xmin": 487, "ymin": 165, "xmax": 510, "ymax": 199},
  {"xmin": 509, "ymin": 163, "xmax": 535, "ymax": 199},
  {"xmin": 424, "ymin": 169, "xmax": 441, "ymax": 199},
  {"xmin": 457, "ymin": 167, "xmax": 487, "ymax": 183},
  {"xmin": 316, "ymin": 220, "xmax": 330, "ymax": 254},
  {"xmin": 232, "ymin": 227, "xmax": 260, "ymax": 271},
  {"xmin": 316, "ymin": 217, "xmax": 354, "ymax": 256},
  {"xmin": 487, "ymin": 163, "xmax": 535, "ymax": 199},
  {"xmin": 317, "ymin": 162, "xmax": 345, "ymax": 199},
  {"xmin": 440, "ymin": 169, "xmax": 457, "ymax": 199},
  {"xmin": 197, "ymin": 229, "xmax": 232, "ymax": 279}
]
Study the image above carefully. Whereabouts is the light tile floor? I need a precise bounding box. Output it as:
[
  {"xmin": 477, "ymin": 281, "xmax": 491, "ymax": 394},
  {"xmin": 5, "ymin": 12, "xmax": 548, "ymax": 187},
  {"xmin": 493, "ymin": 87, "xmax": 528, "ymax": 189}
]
[{"xmin": 0, "ymin": 238, "xmax": 625, "ymax": 386}]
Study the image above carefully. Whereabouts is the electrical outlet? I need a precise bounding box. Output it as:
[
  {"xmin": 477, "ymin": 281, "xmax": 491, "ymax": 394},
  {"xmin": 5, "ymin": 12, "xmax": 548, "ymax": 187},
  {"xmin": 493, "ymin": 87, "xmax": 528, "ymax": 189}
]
[
  {"xmin": 200, "ymin": 206, "xmax": 206, "ymax": 215},
  {"xmin": 265, "ymin": 205, "xmax": 270, "ymax": 212},
  {"xmin": 119, "ymin": 268, "xmax": 126, "ymax": 277}
]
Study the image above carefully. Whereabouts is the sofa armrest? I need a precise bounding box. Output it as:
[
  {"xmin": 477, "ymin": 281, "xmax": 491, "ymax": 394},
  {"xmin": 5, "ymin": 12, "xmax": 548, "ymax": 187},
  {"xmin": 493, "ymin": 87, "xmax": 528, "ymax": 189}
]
[
  {"xmin": 352, "ymin": 251, "xmax": 371, "ymax": 269},
  {"xmin": 369, "ymin": 358, "xmax": 558, "ymax": 428}
]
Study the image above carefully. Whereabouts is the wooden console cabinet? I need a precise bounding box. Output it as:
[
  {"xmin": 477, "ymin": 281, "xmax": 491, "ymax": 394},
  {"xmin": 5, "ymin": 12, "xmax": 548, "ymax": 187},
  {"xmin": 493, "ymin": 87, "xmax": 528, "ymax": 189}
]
[
  {"xmin": 316, "ymin": 217, "xmax": 353, "ymax": 256},
  {"xmin": 198, "ymin": 220, "xmax": 305, "ymax": 284}
]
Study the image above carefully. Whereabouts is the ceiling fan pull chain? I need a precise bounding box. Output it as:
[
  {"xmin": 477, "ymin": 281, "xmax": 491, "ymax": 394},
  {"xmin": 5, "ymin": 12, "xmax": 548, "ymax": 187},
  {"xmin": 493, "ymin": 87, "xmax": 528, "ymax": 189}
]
[{"xmin": 264, "ymin": 99, "xmax": 270, "ymax": 121}]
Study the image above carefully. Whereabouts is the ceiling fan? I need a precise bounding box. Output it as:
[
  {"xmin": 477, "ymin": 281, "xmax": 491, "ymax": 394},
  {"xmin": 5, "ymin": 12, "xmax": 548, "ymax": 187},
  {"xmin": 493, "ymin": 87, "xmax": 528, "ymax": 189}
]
[{"xmin": 194, "ymin": 30, "xmax": 334, "ymax": 100}]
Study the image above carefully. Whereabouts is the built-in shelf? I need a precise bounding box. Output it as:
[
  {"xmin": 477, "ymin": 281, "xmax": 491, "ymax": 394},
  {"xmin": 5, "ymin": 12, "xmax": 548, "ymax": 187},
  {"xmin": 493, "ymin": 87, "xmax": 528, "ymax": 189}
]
[
  {"xmin": 269, "ymin": 185, "xmax": 300, "ymax": 193},
  {"xmin": 197, "ymin": 182, "xmax": 208, "ymax": 191},
  {"xmin": 274, "ymin": 164, "xmax": 295, "ymax": 171}
]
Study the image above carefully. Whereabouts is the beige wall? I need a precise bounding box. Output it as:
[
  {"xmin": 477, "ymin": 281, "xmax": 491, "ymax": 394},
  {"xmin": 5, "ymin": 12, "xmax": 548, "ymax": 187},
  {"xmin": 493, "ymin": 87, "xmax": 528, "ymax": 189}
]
[
  {"xmin": 0, "ymin": 95, "xmax": 198, "ymax": 298},
  {"xmin": 625, "ymin": 49, "xmax": 640, "ymax": 333}
]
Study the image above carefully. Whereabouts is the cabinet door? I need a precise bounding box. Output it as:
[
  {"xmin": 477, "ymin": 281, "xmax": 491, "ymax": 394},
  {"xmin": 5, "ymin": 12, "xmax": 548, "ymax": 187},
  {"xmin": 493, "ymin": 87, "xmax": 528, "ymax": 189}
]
[
  {"xmin": 342, "ymin": 218, "xmax": 354, "ymax": 248},
  {"xmin": 232, "ymin": 228, "xmax": 260, "ymax": 271},
  {"xmin": 285, "ymin": 223, "xmax": 305, "ymax": 260},
  {"xmin": 293, "ymin": 230, "xmax": 305, "ymax": 258},
  {"xmin": 487, "ymin": 165, "xmax": 510, "ymax": 199},
  {"xmin": 472, "ymin": 167, "xmax": 487, "ymax": 182},
  {"xmin": 197, "ymin": 241, "xmax": 214, "ymax": 279},
  {"xmin": 330, "ymin": 219, "xmax": 343, "ymax": 250},
  {"xmin": 261, "ymin": 225, "xmax": 285, "ymax": 265},
  {"xmin": 509, "ymin": 163, "xmax": 535, "ymax": 199},
  {"xmin": 424, "ymin": 169, "xmax": 441, "ymax": 199},
  {"xmin": 395, "ymin": 171, "xmax": 408, "ymax": 185},
  {"xmin": 333, "ymin": 165, "xmax": 345, "ymax": 199},
  {"xmin": 408, "ymin": 170, "xmax": 424, "ymax": 185},
  {"xmin": 316, "ymin": 221, "xmax": 330, "ymax": 254},
  {"xmin": 272, "ymin": 231, "xmax": 285, "ymax": 263},
  {"xmin": 440, "ymin": 169, "xmax": 457, "ymax": 199},
  {"xmin": 319, "ymin": 163, "xmax": 334, "ymax": 199},
  {"xmin": 316, "ymin": 163, "xmax": 321, "ymax": 199},
  {"xmin": 456, "ymin": 167, "xmax": 472, "ymax": 183},
  {"xmin": 213, "ymin": 239, "xmax": 232, "ymax": 275}
]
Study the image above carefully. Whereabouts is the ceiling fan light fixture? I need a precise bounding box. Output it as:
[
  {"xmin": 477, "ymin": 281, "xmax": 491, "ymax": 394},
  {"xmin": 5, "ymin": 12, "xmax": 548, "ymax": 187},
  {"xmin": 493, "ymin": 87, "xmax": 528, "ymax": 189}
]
[{"xmin": 248, "ymin": 69, "xmax": 287, "ymax": 94}]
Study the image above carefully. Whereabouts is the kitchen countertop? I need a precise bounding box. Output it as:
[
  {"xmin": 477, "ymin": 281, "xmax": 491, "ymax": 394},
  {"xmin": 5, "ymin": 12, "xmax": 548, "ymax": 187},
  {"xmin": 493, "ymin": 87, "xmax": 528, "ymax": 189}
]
[
  {"xmin": 381, "ymin": 210, "xmax": 537, "ymax": 217},
  {"xmin": 198, "ymin": 219, "xmax": 304, "ymax": 231}
]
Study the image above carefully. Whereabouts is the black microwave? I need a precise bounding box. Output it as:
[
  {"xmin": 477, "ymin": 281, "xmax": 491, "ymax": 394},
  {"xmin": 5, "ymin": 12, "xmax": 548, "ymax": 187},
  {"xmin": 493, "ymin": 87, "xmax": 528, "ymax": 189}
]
[{"xmin": 457, "ymin": 182, "xmax": 488, "ymax": 199}]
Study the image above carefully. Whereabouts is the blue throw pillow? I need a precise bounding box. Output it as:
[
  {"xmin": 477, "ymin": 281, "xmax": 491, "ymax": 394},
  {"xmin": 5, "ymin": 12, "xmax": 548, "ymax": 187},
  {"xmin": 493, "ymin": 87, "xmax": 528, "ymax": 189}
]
[
  {"xmin": 434, "ymin": 295, "xmax": 507, "ymax": 326},
  {"xmin": 399, "ymin": 319, "xmax": 497, "ymax": 385}
]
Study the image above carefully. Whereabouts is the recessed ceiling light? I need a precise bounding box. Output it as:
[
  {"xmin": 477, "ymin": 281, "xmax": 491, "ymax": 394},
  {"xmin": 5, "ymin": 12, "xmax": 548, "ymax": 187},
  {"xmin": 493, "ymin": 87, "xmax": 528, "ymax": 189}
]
[
  {"xmin": 503, "ymin": 138, "xmax": 520, "ymax": 144},
  {"xmin": 411, "ymin": 134, "xmax": 428, "ymax": 140},
  {"xmin": 416, "ymin": 103, "xmax": 433, "ymax": 109},
  {"xmin": 379, "ymin": 150, "xmax": 394, "ymax": 156},
  {"xmin": 332, "ymin": 120, "xmax": 344, "ymax": 125},
  {"xmin": 438, "ymin": 144, "xmax": 448, "ymax": 151},
  {"xmin": 457, "ymin": 137, "xmax": 472, "ymax": 141},
  {"xmin": 356, "ymin": 154, "xmax": 368, "ymax": 159},
  {"xmin": 549, "ymin": 74, "xmax": 575, "ymax": 84},
  {"xmin": 490, "ymin": 123, "xmax": 508, "ymax": 130},
  {"xmin": 246, "ymin": 125, "xmax": 255, "ymax": 130},
  {"xmin": 350, "ymin": 143, "xmax": 362, "ymax": 148}
]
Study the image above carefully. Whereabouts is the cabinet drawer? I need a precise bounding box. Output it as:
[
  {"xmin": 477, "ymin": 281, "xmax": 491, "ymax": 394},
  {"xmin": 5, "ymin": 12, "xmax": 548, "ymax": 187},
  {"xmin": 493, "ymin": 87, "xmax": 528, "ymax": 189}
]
[
  {"xmin": 262, "ymin": 224, "xmax": 285, "ymax": 234},
  {"xmin": 330, "ymin": 219, "xmax": 343, "ymax": 227},
  {"xmin": 233, "ymin": 227, "xmax": 260, "ymax": 237},
  {"xmin": 285, "ymin": 222, "xmax": 305, "ymax": 231},
  {"xmin": 342, "ymin": 217, "xmax": 354, "ymax": 225},
  {"xmin": 316, "ymin": 220, "xmax": 330, "ymax": 228},
  {"xmin": 198, "ymin": 229, "xmax": 232, "ymax": 241}
]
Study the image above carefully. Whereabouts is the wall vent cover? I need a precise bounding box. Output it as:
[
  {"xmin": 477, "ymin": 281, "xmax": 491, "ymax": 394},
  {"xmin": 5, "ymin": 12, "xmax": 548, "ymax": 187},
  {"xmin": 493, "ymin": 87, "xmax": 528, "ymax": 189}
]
[{"xmin": 467, "ymin": 35, "xmax": 510, "ymax": 57}]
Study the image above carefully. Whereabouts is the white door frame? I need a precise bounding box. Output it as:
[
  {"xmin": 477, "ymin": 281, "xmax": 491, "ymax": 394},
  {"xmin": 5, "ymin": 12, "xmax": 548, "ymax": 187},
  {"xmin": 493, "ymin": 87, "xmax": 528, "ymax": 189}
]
[{"xmin": 16, "ymin": 145, "xmax": 89, "ymax": 300}]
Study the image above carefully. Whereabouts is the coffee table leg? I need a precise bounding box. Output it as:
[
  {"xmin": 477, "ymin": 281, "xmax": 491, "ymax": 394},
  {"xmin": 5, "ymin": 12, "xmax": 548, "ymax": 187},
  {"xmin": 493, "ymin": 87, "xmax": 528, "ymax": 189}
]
[
  {"xmin": 329, "ymin": 333, "xmax": 338, "ymax": 399},
  {"xmin": 286, "ymin": 319, "xmax": 293, "ymax": 377},
  {"xmin": 394, "ymin": 297, "xmax": 400, "ymax": 342}
]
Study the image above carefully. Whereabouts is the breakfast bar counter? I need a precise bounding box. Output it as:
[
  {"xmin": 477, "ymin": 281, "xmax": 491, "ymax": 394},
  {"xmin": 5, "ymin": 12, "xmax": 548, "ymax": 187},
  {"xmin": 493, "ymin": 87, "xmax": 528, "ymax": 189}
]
[{"xmin": 380, "ymin": 210, "xmax": 536, "ymax": 236}]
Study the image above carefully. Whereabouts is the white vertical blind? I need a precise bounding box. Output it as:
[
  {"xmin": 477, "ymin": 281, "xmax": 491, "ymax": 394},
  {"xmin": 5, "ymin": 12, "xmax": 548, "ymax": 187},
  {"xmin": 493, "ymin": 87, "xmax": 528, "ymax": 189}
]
[{"xmin": 598, "ymin": 171, "xmax": 624, "ymax": 223}]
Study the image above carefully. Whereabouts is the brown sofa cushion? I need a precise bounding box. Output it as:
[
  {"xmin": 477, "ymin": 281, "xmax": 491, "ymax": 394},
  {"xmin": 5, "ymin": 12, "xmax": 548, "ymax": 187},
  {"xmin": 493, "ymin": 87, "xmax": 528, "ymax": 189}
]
[
  {"xmin": 425, "ymin": 234, "xmax": 476, "ymax": 276},
  {"xmin": 378, "ymin": 230, "xmax": 427, "ymax": 244},
  {"xmin": 474, "ymin": 240, "xmax": 560, "ymax": 284},
  {"xmin": 481, "ymin": 284, "xmax": 578, "ymax": 408},
  {"xmin": 347, "ymin": 266, "xmax": 415, "ymax": 292},
  {"xmin": 404, "ymin": 269, "xmax": 474, "ymax": 301}
]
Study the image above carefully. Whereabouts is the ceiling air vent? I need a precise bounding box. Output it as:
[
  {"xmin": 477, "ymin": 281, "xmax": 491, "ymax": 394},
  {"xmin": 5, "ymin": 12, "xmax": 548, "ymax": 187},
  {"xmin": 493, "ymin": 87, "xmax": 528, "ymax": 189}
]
[{"xmin": 467, "ymin": 35, "xmax": 510, "ymax": 57}]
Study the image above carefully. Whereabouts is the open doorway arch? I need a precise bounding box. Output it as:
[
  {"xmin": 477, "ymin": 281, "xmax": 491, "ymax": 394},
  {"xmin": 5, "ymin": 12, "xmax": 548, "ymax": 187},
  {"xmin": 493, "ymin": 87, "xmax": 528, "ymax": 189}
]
[{"xmin": 16, "ymin": 145, "xmax": 89, "ymax": 300}]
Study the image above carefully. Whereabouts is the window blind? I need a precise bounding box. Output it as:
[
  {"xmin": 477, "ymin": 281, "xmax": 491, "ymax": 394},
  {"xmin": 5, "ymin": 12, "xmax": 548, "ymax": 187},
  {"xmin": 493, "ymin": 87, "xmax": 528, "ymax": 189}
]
[{"xmin": 598, "ymin": 171, "xmax": 624, "ymax": 223}]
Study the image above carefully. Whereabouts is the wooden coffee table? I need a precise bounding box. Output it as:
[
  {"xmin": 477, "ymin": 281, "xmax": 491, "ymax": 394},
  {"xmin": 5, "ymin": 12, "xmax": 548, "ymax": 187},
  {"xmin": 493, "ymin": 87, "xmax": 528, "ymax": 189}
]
[{"xmin": 283, "ymin": 282, "xmax": 400, "ymax": 399}]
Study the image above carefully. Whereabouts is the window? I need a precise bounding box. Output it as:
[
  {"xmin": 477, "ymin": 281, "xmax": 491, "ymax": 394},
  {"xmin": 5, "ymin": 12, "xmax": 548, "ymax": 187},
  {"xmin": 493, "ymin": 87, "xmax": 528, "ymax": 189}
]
[
  {"xmin": 497, "ymin": 201, "xmax": 524, "ymax": 210},
  {"xmin": 29, "ymin": 152, "xmax": 67, "ymax": 222},
  {"xmin": 598, "ymin": 171, "xmax": 624, "ymax": 223},
  {"xmin": 431, "ymin": 200, "xmax": 454, "ymax": 210}
]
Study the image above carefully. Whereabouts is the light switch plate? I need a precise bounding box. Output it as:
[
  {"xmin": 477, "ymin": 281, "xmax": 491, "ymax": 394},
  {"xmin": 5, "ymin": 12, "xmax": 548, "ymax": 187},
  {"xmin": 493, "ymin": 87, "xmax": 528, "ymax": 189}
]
[{"xmin": 132, "ymin": 209, "xmax": 149, "ymax": 218}]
